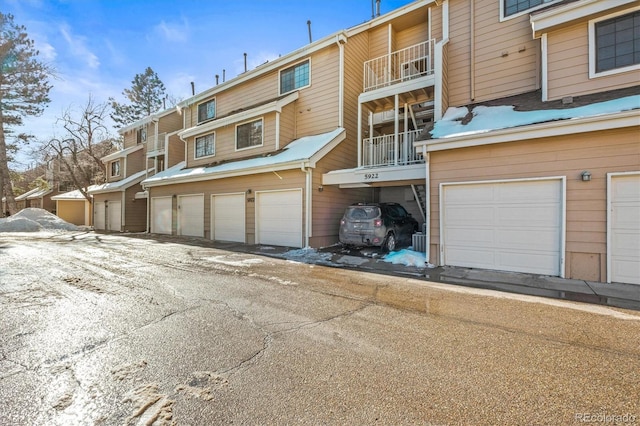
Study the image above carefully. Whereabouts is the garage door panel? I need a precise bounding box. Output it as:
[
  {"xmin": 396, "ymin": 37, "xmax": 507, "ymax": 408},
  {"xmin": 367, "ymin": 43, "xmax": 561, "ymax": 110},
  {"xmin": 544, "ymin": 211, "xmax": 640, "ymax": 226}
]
[
  {"xmin": 179, "ymin": 195, "xmax": 204, "ymax": 237},
  {"xmin": 94, "ymin": 202, "xmax": 105, "ymax": 230},
  {"xmin": 151, "ymin": 197, "xmax": 172, "ymax": 234},
  {"xmin": 610, "ymin": 174, "xmax": 640, "ymax": 285},
  {"xmin": 257, "ymin": 190, "xmax": 302, "ymax": 248},
  {"xmin": 443, "ymin": 179, "xmax": 563, "ymax": 276},
  {"xmin": 107, "ymin": 201, "xmax": 121, "ymax": 231},
  {"xmin": 213, "ymin": 194, "xmax": 245, "ymax": 243}
]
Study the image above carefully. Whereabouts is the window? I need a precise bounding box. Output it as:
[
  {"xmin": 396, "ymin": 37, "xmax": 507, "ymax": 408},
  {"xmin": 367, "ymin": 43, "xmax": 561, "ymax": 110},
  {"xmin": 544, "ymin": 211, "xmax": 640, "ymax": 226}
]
[
  {"xmin": 280, "ymin": 60, "xmax": 310, "ymax": 94},
  {"xmin": 137, "ymin": 128, "xmax": 146, "ymax": 144},
  {"xmin": 110, "ymin": 160, "xmax": 121, "ymax": 177},
  {"xmin": 195, "ymin": 133, "xmax": 215, "ymax": 158},
  {"xmin": 198, "ymin": 99, "xmax": 216, "ymax": 123},
  {"xmin": 502, "ymin": 0, "xmax": 557, "ymax": 19},
  {"xmin": 236, "ymin": 119, "xmax": 263, "ymax": 150},
  {"xmin": 594, "ymin": 10, "xmax": 640, "ymax": 74}
]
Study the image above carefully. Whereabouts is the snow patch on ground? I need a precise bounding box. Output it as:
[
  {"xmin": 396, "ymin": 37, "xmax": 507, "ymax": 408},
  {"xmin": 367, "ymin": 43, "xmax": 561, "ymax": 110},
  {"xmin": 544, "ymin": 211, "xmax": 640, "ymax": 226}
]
[
  {"xmin": 382, "ymin": 249, "xmax": 434, "ymax": 268},
  {"xmin": 0, "ymin": 208, "xmax": 79, "ymax": 232},
  {"xmin": 279, "ymin": 247, "xmax": 334, "ymax": 265},
  {"xmin": 203, "ymin": 255, "xmax": 265, "ymax": 267}
]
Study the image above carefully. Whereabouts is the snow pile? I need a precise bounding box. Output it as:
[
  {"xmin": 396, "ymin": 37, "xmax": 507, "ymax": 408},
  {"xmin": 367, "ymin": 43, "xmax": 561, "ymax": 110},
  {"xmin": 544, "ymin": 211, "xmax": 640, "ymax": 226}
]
[
  {"xmin": 0, "ymin": 208, "xmax": 79, "ymax": 232},
  {"xmin": 279, "ymin": 247, "xmax": 333, "ymax": 264},
  {"xmin": 383, "ymin": 249, "xmax": 433, "ymax": 268}
]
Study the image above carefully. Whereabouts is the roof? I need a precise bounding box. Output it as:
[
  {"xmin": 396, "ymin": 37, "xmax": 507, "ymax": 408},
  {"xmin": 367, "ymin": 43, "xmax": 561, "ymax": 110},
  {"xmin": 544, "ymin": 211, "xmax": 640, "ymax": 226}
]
[
  {"xmin": 100, "ymin": 144, "xmax": 143, "ymax": 163},
  {"xmin": 143, "ymin": 127, "xmax": 346, "ymax": 188},
  {"xmin": 15, "ymin": 187, "xmax": 44, "ymax": 201},
  {"xmin": 418, "ymin": 86, "xmax": 640, "ymax": 142},
  {"xmin": 26, "ymin": 187, "xmax": 53, "ymax": 200},
  {"xmin": 89, "ymin": 169, "xmax": 152, "ymax": 194},
  {"xmin": 51, "ymin": 185, "xmax": 100, "ymax": 201}
]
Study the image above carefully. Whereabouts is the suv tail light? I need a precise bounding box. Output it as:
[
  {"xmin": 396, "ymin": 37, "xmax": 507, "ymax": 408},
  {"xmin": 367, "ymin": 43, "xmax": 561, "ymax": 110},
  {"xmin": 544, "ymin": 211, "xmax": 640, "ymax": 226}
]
[{"xmin": 373, "ymin": 218, "xmax": 382, "ymax": 227}]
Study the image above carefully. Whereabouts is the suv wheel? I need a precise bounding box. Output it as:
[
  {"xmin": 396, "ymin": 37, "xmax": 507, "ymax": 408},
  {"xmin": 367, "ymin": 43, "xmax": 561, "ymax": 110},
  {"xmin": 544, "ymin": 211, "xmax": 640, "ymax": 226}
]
[{"xmin": 383, "ymin": 232, "xmax": 396, "ymax": 252}]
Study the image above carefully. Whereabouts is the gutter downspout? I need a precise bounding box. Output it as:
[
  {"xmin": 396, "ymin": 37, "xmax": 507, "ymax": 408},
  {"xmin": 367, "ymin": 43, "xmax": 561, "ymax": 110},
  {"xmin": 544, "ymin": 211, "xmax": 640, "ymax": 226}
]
[
  {"xmin": 424, "ymin": 148, "xmax": 430, "ymax": 265},
  {"xmin": 301, "ymin": 163, "xmax": 312, "ymax": 248},
  {"xmin": 336, "ymin": 35, "xmax": 346, "ymax": 128}
]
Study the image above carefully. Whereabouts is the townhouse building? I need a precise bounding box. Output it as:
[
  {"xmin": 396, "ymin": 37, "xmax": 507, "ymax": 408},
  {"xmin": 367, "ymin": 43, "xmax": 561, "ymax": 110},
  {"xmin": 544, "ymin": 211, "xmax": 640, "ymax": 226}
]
[
  {"xmin": 90, "ymin": 108, "xmax": 183, "ymax": 232},
  {"xmin": 411, "ymin": 0, "xmax": 639, "ymax": 285}
]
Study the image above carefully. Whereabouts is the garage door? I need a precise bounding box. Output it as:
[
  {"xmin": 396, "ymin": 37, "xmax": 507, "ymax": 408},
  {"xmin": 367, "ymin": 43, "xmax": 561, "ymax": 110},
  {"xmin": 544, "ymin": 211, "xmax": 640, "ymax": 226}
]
[
  {"xmin": 107, "ymin": 201, "xmax": 122, "ymax": 232},
  {"xmin": 212, "ymin": 193, "xmax": 245, "ymax": 242},
  {"xmin": 609, "ymin": 173, "xmax": 640, "ymax": 285},
  {"xmin": 151, "ymin": 197, "xmax": 172, "ymax": 235},
  {"xmin": 441, "ymin": 179, "xmax": 563, "ymax": 276},
  {"xmin": 94, "ymin": 201, "xmax": 105, "ymax": 230},
  {"xmin": 178, "ymin": 194, "xmax": 204, "ymax": 237},
  {"xmin": 256, "ymin": 189, "xmax": 303, "ymax": 248}
]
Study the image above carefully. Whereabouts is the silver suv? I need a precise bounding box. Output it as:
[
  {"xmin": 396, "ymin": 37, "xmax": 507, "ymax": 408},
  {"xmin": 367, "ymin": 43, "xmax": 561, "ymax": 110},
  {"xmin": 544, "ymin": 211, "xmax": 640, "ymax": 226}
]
[{"xmin": 338, "ymin": 202, "xmax": 419, "ymax": 252}]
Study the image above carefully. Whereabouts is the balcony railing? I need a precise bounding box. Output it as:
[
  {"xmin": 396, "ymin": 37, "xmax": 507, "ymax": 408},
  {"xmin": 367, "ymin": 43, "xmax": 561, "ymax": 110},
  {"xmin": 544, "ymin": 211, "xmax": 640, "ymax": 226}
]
[
  {"xmin": 146, "ymin": 132, "xmax": 166, "ymax": 155},
  {"xmin": 362, "ymin": 130, "xmax": 423, "ymax": 168},
  {"xmin": 363, "ymin": 40, "xmax": 435, "ymax": 92}
]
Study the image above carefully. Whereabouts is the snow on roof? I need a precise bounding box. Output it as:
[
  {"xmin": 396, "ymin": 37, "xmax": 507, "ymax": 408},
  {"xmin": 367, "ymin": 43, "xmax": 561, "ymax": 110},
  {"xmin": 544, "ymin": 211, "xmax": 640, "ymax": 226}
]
[
  {"xmin": 143, "ymin": 127, "xmax": 345, "ymax": 186},
  {"xmin": 89, "ymin": 169, "xmax": 152, "ymax": 194},
  {"xmin": 14, "ymin": 187, "xmax": 43, "ymax": 201},
  {"xmin": 26, "ymin": 187, "xmax": 53, "ymax": 199},
  {"xmin": 51, "ymin": 186, "xmax": 100, "ymax": 200},
  {"xmin": 0, "ymin": 208, "xmax": 79, "ymax": 232},
  {"xmin": 430, "ymin": 95, "xmax": 640, "ymax": 139}
]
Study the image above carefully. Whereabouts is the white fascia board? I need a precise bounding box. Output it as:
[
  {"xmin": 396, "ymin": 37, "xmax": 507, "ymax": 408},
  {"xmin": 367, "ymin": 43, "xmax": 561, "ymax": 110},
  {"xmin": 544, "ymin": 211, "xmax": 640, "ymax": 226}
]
[
  {"xmin": 359, "ymin": 75, "xmax": 436, "ymax": 104},
  {"xmin": 346, "ymin": 0, "xmax": 435, "ymax": 37},
  {"xmin": 118, "ymin": 108, "xmax": 177, "ymax": 135},
  {"xmin": 531, "ymin": 0, "xmax": 637, "ymax": 35},
  {"xmin": 179, "ymin": 92, "xmax": 299, "ymax": 139},
  {"xmin": 178, "ymin": 34, "xmax": 347, "ymax": 108},
  {"xmin": 418, "ymin": 109, "xmax": 640, "ymax": 152},
  {"xmin": 323, "ymin": 163, "xmax": 426, "ymax": 186},
  {"xmin": 100, "ymin": 144, "xmax": 144, "ymax": 162},
  {"xmin": 14, "ymin": 187, "xmax": 42, "ymax": 201},
  {"xmin": 89, "ymin": 169, "xmax": 151, "ymax": 194}
]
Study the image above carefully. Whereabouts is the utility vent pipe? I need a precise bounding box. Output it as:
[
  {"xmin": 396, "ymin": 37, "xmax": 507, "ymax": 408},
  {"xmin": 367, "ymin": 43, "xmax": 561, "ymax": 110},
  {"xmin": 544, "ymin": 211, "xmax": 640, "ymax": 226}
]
[
  {"xmin": 244, "ymin": 53, "xmax": 247, "ymax": 72},
  {"xmin": 376, "ymin": 0, "xmax": 381, "ymax": 17},
  {"xmin": 190, "ymin": 81, "xmax": 194, "ymax": 95},
  {"xmin": 223, "ymin": 69, "xmax": 226, "ymax": 82},
  {"xmin": 307, "ymin": 20, "xmax": 312, "ymax": 43},
  {"xmin": 215, "ymin": 74, "xmax": 219, "ymax": 85}
]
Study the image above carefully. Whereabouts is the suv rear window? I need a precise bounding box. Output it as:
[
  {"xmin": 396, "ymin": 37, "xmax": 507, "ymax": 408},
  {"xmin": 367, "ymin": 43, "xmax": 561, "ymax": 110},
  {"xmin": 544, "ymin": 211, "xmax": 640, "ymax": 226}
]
[{"xmin": 345, "ymin": 206, "xmax": 380, "ymax": 220}]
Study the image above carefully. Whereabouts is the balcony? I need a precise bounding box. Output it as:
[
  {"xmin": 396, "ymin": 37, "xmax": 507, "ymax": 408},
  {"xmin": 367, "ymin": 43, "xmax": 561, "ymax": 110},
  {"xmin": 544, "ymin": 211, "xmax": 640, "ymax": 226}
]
[
  {"xmin": 361, "ymin": 130, "xmax": 423, "ymax": 168},
  {"xmin": 363, "ymin": 40, "xmax": 435, "ymax": 93},
  {"xmin": 146, "ymin": 132, "xmax": 166, "ymax": 157}
]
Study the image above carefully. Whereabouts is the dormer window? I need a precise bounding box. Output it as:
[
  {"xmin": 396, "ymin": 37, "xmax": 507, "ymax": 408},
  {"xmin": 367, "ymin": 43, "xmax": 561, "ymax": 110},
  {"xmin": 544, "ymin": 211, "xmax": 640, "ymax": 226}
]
[{"xmin": 198, "ymin": 99, "xmax": 216, "ymax": 123}]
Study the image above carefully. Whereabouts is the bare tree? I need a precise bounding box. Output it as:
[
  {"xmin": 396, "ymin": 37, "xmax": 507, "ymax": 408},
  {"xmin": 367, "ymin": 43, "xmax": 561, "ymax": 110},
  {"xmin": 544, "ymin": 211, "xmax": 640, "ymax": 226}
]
[{"xmin": 41, "ymin": 96, "xmax": 120, "ymax": 201}]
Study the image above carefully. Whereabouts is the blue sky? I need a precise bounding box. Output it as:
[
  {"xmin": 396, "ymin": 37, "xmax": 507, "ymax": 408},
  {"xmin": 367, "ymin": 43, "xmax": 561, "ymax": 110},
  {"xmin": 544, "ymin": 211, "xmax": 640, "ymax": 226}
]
[{"xmin": 3, "ymin": 0, "xmax": 414, "ymax": 169}]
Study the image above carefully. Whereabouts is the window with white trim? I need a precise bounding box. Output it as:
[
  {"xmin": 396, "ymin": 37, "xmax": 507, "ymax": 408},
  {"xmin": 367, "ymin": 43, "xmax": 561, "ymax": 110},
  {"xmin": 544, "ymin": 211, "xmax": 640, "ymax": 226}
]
[
  {"xmin": 110, "ymin": 160, "xmax": 121, "ymax": 178},
  {"xmin": 236, "ymin": 119, "xmax": 263, "ymax": 150},
  {"xmin": 594, "ymin": 10, "xmax": 640, "ymax": 74},
  {"xmin": 197, "ymin": 99, "xmax": 216, "ymax": 123},
  {"xmin": 195, "ymin": 133, "xmax": 215, "ymax": 158},
  {"xmin": 280, "ymin": 60, "xmax": 310, "ymax": 94},
  {"xmin": 502, "ymin": 0, "xmax": 558, "ymax": 19}
]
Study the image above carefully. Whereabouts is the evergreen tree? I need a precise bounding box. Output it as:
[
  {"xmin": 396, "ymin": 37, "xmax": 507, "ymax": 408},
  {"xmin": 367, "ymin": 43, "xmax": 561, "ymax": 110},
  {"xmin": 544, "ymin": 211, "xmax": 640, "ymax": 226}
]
[
  {"xmin": 109, "ymin": 67, "xmax": 167, "ymax": 128},
  {"xmin": 0, "ymin": 13, "xmax": 52, "ymax": 214}
]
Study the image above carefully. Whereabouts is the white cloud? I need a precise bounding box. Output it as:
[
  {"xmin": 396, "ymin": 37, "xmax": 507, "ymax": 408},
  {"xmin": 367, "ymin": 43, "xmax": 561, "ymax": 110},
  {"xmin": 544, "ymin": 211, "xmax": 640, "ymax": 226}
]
[
  {"xmin": 59, "ymin": 23, "xmax": 100, "ymax": 69},
  {"xmin": 153, "ymin": 18, "xmax": 189, "ymax": 43}
]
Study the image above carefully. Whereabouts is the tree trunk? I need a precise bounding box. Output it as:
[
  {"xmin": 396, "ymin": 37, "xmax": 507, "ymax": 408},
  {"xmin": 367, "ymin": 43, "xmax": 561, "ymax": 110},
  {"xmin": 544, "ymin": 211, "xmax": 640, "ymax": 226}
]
[{"xmin": 0, "ymin": 110, "xmax": 17, "ymax": 215}]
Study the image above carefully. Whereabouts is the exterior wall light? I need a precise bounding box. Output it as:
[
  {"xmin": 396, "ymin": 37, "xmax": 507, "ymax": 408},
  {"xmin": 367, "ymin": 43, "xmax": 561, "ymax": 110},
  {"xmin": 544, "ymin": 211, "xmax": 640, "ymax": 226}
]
[
  {"xmin": 246, "ymin": 189, "xmax": 252, "ymax": 194},
  {"xmin": 581, "ymin": 171, "xmax": 592, "ymax": 182},
  {"xmin": 318, "ymin": 186, "xmax": 324, "ymax": 192}
]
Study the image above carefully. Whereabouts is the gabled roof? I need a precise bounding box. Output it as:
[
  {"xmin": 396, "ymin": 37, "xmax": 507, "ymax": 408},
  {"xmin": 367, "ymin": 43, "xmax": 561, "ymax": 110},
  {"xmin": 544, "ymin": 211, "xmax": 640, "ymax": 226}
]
[
  {"xmin": 51, "ymin": 186, "xmax": 101, "ymax": 201},
  {"xmin": 100, "ymin": 144, "xmax": 143, "ymax": 163},
  {"xmin": 26, "ymin": 188, "xmax": 53, "ymax": 200},
  {"xmin": 143, "ymin": 127, "xmax": 346, "ymax": 188},
  {"xmin": 15, "ymin": 187, "xmax": 44, "ymax": 201},
  {"xmin": 89, "ymin": 169, "xmax": 152, "ymax": 194}
]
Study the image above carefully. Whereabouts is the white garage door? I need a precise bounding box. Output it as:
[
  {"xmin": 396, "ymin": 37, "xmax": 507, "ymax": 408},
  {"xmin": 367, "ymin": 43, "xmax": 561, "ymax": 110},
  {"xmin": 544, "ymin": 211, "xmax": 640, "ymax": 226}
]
[
  {"xmin": 94, "ymin": 201, "xmax": 105, "ymax": 230},
  {"xmin": 256, "ymin": 189, "xmax": 303, "ymax": 248},
  {"xmin": 178, "ymin": 194, "xmax": 204, "ymax": 237},
  {"xmin": 609, "ymin": 173, "xmax": 640, "ymax": 285},
  {"xmin": 151, "ymin": 197, "xmax": 172, "ymax": 235},
  {"xmin": 442, "ymin": 179, "xmax": 563, "ymax": 276},
  {"xmin": 107, "ymin": 201, "xmax": 122, "ymax": 232},
  {"xmin": 212, "ymin": 193, "xmax": 245, "ymax": 243}
]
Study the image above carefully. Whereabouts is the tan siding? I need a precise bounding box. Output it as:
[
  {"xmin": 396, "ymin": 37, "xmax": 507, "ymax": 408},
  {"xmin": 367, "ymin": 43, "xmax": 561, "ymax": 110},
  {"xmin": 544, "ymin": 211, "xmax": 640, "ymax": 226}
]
[
  {"xmin": 369, "ymin": 25, "xmax": 389, "ymax": 58},
  {"xmin": 166, "ymin": 134, "xmax": 185, "ymax": 168},
  {"xmin": 430, "ymin": 5, "xmax": 443, "ymax": 41},
  {"xmin": 157, "ymin": 111, "xmax": 182, "ymax": 134},
  {"xmin": 279, "ymin": 103, "xmax": 296, "ymax": 146},
  {"xmin": 396, "ymin": 23, "xmax": 429, "ymax": 50},
  {"xmin": 447, "ymin": 0, "xmax": 539, "ymax": 106},
  {"xmin": 546, "ymin": 22, "xmax": 640, "ymax": 101},
  {"xmin": 295, "ymin": 47, "xmax": 340, "ymax": 136},
  {"xmin": 344, "ymin": 31, "xmax": 368, "ymax": 150},
  {"xmin": 428, "ymin": 127, "xmax": 640, "ymax": 281},
  {"xmin": 56, "ymin": 200, "xmax": 87, "ymax": 226},
  {"xmin": 126, "ymin": 149, "xmax": 145, "ymax": 176},
  {"xmin": 124, "ymin": 184, "xmax": 146, "ymax": 232},
  {"xmin": 122, "ymin": 130, "xmax": 138, "ymax": 149}
]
